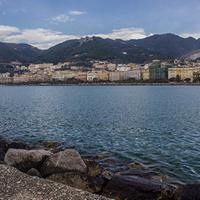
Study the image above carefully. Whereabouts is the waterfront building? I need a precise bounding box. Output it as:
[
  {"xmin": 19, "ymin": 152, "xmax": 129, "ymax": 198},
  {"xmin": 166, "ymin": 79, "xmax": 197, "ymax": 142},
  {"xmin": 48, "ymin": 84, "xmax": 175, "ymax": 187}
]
[
  {"xmin": 107, "ymin": 63, "xmax": 116, "ymax": 71},
  {"xmin": 93, "ymin": 62, "xmax": 107, "ymax": 70},
  {"xmin": 168, "ymin": 66, "xmax": 200, "ymax": 82},
  {"xmin": 0, "ymin": 73, "xmax": 12, "ymax": 84},
  {"xmin": 13, "ymin": 74, "xmax": 31, "ymax": 83},
  {"xmin": 0, "ymin": 73, "xmax": 10, "ymax": 78},
  {"xmin": 74, "ymin": 72, "xmax": 87, "ymax": 82},
  {"xmin": 124, "ymin": 68, "xmax": 142, "ymax": 80},
  {"xmin": 87, "ymin": 72, "xmax": 99, "ymax": 82},
  {"xmin": 141, "ymin": 65, "xmax": 150, "ymax": 80},
  {"xmin": 193, "ymin": 71, "xmax": 200, "ymax": 82},
  {"xmin": 109, "ymin": 71, "xmax": 125, "ymax": 81},
  {"xmin": 148, "ymin": 60, "xmax": 168, "ymax": 80},
  {"xmin": 12, "ymin": 73, "xmax": 50, "ymax": 83},
  {"xmin": 70, "ymin": 66, "xmax": 83, "ymax": 71},
  {"xmin": 109, "ymin": 72, "xmax": 120, "ymax": 81},
  {"xmin": 97, "ymin": 71, "xmax": 109, "ymax": 81},
  {"xmin": 28, "ymin": 63, "xmax": 54, "ymax": 71},
  {"xmin": 117, "ymin": 64, "xmax": 131, "ymax": 72},
  {"xmin": 34, "ymin": 74, "xmax": 50, "ymax": 82},
  {"xmin": 49, "ymin": 64, "xmax": 62, "ymax": 71},
  {"xmin": 52, "ymin": 71, "xmax": 76, "ymax": 81},
  {"xmin": 127, "ymin": 63, "xmax": 137, "ymax": 70},
  {"xmin": 0, "ymin": 77, "xmax": 13, "ymax": 84}
]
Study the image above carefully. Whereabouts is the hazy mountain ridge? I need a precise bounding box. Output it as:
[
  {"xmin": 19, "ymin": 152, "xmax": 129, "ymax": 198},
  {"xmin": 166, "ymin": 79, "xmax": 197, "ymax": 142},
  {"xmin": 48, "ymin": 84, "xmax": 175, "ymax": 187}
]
[
  {"xmin": 0, "ymin": 42, "xmax": 42, "ymax": 63},
  {"xmin": 38, "ymin": 37, "xmax": 163, "ymax": 64},
  {"xmin": 129, "ymin": 33, "xmax": 200, "ymax": 58},
  {"xmin": 0, "ymin": 33, "xmax": 200, "ymax": 65}
]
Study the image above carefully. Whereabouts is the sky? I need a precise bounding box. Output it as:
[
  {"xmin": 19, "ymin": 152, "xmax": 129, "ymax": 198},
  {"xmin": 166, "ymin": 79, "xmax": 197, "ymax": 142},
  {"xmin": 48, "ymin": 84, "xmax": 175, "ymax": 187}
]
[{"xmin": 0, "ymin": 0, "xmax": 200, "ymax": 49}]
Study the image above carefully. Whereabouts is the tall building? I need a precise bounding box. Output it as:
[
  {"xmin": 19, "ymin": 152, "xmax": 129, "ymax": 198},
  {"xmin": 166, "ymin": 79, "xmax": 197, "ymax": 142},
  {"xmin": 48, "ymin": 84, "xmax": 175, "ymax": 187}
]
[{"xmin": 149, "ymin": 60, "xmax": 168, "ymax": 80}]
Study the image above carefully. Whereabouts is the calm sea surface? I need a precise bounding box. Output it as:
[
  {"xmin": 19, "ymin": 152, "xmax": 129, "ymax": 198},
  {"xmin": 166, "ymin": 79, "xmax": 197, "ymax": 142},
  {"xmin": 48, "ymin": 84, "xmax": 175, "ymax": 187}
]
[{"xmin": 0, "ymin": 86, "xmax": 200, "ymax": 183}]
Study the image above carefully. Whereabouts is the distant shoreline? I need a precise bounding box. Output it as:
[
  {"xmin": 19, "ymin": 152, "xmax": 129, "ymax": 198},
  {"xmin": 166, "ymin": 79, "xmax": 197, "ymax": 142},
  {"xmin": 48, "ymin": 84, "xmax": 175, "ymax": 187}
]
[{"xmin": 1, "ymin": 82, "xmax": 200, "ymax": 86}]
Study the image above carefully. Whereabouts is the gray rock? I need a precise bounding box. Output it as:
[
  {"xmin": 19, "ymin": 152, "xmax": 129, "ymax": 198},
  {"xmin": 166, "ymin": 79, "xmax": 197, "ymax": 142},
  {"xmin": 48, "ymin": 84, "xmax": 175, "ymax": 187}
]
[
  {"xmin": 0, "ymin": 137, "xmax": 31, "ymax": 161},
  {"xmin": 0, "ymin": 137, "xmax": 9, "ymax": 161},
  {"xmin": 4, "ymin": 149, "xmax": 52, "ymax": 172},
  {"xmin": 8, "ymin": 141, "xmax": 30, "ymax": 150},
  {"xmin": 48, "ymin": 172, "xmax": 105, "ymax": 193},
  {"xmin": 41, "ymin": 149, "xmax": 87, "ymax": 177},
  {"xmin": 102, "ymin": 170, "xmax": 113, "ymax": 180},
  {"xmin": 128, "ymin": 162, "xmax": 146, "ymax": 169},
  {"xmin": 0, "ymin": 148, "xmax": 5, "ymax": 162},
  {"xmin": 27, "ymin": 168, "xmax": 42, "ymax": 178},
  {"xmin": 103, "ymin": 175, "xmax": 176, "ymax": 200},
  {"xmin": 117, "ymin": 168, "xmax": 160, "ymax": 179},
  {"xmin": 84, "ymin": 159, "xmax": 113, "ymax": 180},
  {"xmin": 174, "ymin": 184, "xmax": 200, "ymax": 200},
  {"xmin": 84, "ymin": 159, "xmax": 103, "ymax": 177}
]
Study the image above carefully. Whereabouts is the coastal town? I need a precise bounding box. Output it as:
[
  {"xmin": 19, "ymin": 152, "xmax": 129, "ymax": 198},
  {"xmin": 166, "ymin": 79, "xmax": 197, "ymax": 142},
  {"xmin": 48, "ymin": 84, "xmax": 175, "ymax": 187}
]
[{"xmin": 0, "ymin": 59, "xmax": 200, "ymax": 84}]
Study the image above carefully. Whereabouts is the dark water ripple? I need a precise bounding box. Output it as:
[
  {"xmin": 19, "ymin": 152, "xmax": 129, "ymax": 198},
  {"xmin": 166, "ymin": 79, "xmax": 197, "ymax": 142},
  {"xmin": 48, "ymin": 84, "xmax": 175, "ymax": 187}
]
[{"xmin": 0, "ymin": 86, "xmax": 200, "ymax": 183}]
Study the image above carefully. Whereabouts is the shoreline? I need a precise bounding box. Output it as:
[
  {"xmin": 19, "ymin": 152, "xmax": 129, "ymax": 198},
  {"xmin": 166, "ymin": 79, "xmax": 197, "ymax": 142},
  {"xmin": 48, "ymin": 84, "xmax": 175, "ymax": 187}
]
[
  {"xmin": 1, "ymin": 82, "xmax": 200, "ymax": 86},
  {"xmin": 0, "ymin": 136, "xmax": 194, "ymax": 185},
  {"xmin": 0, "ymin": 136, "xmax": 199, "ymax": 200}
]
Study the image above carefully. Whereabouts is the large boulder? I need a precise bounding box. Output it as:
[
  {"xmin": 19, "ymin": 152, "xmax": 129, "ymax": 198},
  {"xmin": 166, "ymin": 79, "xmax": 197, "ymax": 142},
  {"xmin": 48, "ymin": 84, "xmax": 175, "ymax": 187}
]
[
  {"xmin": 174, "ymin": 184, "xmax": 200, "ymax": 200},
  {"xmin": 48, "ymin": 172, "xmax": 105, "ymax": 193},
  {"xmin": 8, "ymin": 141, "xmax": 30, "ymax": 150},
  {"xmin": 0, "ymin": 138, "xmax": 9, "ymax": 161},
  {"xmin": 4, "ymin": 149, "xmax": 52, "ymax": 172},
  {"xmin": 41, "ymin": 149, "xmax": 87, "ymax": 177},
  {"xmin": 0, "ymin": 148, "xmax": 5, "ymax": 162},
  {"xmin": 0, "ymin": 137, "xmax": 31, "ymax": 161},
  {"xmin": 103, "ymin": 175, "xmax": 176, "ymax": 200}
]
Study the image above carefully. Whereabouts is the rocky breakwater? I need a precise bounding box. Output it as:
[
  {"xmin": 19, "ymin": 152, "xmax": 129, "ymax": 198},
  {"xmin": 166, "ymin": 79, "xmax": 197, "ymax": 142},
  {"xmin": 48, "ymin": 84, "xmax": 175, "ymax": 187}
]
[{"xmin": 1, "ymin": 138, "xmax": 200, "ymax": 200}]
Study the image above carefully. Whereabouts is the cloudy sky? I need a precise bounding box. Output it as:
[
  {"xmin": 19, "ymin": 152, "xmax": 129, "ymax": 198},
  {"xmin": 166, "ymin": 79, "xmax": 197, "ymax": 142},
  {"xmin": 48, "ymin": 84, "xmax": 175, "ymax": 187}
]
[{"xmin": 0, "ymin": 0, "xmax": 200, "ymax": 49}]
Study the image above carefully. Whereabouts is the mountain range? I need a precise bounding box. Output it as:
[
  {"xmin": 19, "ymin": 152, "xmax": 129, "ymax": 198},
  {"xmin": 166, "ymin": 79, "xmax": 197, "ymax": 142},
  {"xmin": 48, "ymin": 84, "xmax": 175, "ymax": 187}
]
[
  {"xmin": 0, "ymin": 43, "xmax": 42, "ymax": 63},
  {"xmin": 1, "ymin": 33, "xmax": 200, "ymax": 65}
]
